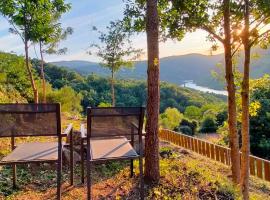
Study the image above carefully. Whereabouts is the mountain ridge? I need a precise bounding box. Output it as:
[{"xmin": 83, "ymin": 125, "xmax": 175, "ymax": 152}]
[{"xmin": 50, "ymin": 49, "xmax": 270, "ymax": 90}]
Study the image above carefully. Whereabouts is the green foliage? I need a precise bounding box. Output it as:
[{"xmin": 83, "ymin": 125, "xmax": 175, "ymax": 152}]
[
  {"xmin": 200, "ymin": 116, "xmax": 217, "ymax": 133},
  {"xmin": 159, "ymin": 107, "xmax": 183, "ymax": 130},
  {"xmin": 31, "ymin": 0, "xmax": 72, "ymax": 55},
  {"xmin": 249, "ymin": 75, "xmax": 270, "ymax": 159},
  {"xmin": 123, "ymin": 0, "xmax": 208, "ymax": 41},
  {"xmin": 184, "ymin": 105, "xmax": 202, "ymax": 120},
  {"xmin": 0, "ymin": 52, "xmax": 33, "ymax": 100},
  {"xmin": 98, "ymin": 102, "xmax": 112, "ymax": 107},
  {"xmin": 177, "ymin": 118, "xmax": 198, "ymax": 135},
  {"xmin": 47, "ymin": 86, "xmax": 82, "ymax": 115},
  {"xmin": 0, "ymin": 85, "xmax": 27, "ymax": 103},
  {"xmin": 179, "ymin": 126, "xmax": 193, "ymax": 136},
  {"xmin": 89, "ymin": 21, "xmax": 142, "ymax": 74},
  {"xmin": 216, "ymin": 110, "xmax": 228, "ymax": 127},
  {"xmin": 88, "ymin": 20, "xmax": 142, "ymax": 105},
  {"xmin": 34, "ymin": 62, "xmax": 224, "ymax": 114}
]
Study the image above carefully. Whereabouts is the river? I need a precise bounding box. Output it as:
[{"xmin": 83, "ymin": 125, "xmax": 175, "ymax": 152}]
[{"xmin": 181, "ymin": 81, "xmax": 228, "ymax": 96}]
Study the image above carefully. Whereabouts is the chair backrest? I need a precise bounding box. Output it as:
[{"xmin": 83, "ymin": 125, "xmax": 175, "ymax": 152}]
[
  {"xmin": 87, "ymin": 107, "xmax": 145, "ymax": 138},
  {"xmin": 0, "ymin": 103, "xmax": 61, "ymax": 138}
]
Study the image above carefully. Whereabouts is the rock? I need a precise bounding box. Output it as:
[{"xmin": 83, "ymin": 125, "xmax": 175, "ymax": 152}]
[{"xmin": 63, "ymin": 147, "xmax": 81, "ymax": 165}]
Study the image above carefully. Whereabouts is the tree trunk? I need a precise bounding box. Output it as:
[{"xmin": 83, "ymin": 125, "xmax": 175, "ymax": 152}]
[
  {"xmin": 111, "ymin": 70, "xmax": 115, "ymax": 107},
  {"xmin": 39, "ymin": 41, "xmax": 46, "ymax": 103},
  {"xmin": 223, "ymin": 0, "xmax": 241, "ymax": 184},
  {"xmin": 241, "ymin": 1, "xmax": 250, "ymax": 199},
  {"xmin": 144, "ymin": 0, "xmax": 160, "ymax": 183},
  {"xmin": 25, "ymin": 40, "xmax": 38, "ymax": 103}
]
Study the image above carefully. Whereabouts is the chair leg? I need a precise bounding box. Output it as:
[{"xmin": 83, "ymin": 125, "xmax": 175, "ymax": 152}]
[
  {"xmin": 57, "ymin": 145, "xmax": 63, "ymax": 200},
  {"xmin": 81, "ymin": 140, "xmax": 85, "ymax": 184},
  {"xmin": 86, "ymin": 145, "xmax": 91, "ymax": 200},
  {"xmin": 139, "ymin": 156, "xmax": 144, "ymax": 200},
  {"xmin": 70, "ymin": 129, "xmax": 74, "ymax": 186},
  {"xmin": 130, "ymin": 159, "xmax": 134, "ymax": 178},
  {"xmin": 12, "ymin": 164, "xmax": 17, "ymax": 189}
]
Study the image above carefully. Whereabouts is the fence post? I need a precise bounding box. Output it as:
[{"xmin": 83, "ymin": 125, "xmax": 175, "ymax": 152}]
[
  {"xmin": 256, "ymin": 158, "xmax": 263, "ymax": 179},
  {"xmin": 215, "ymin": 145, "xmax": 220, "ymax": 162},
  {"xmin": 264, "ymin": 160, "xmax": 270, "ymax": 181}
]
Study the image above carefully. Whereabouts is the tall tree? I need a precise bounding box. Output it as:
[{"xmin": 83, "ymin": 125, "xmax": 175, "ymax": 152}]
[
  {"xmin": 240, "ymin": 1, "xmax": 251, "ymax": 199},
  {"xmin": 124, "ymin": 0, "xmax": 241, "ymax": 184},
  {"xmin": 0, "ymin": 0, "xmax": 40, "ymax": 102},
  {"xmin": 145, "ymin": 0, "xmax": 160, "ymax": 182},
  {"xmin": 88, "ymin": 21, "xmax": 142, "ymax": 106},
  {"xmin": 123, "ymin": 0, "xmax": 204, "ymax": 183},
  {"xmin": 32, "ymin": 0, "xmax": 72, "ymax": 103},
  {"xmin": 239, "ymin": 0, "xmax": 270, "ymax": 198},
  {"xmin": 35, "ymin": 0, "xmax": 73, "ymax": 103},
  {"xmin": 223, "ymin": 0, "xmax": 241, "ymax": 184}
]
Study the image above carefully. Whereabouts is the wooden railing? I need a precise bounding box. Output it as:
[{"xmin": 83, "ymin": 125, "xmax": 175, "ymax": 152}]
[{"xmin": 159, "ymin": 129, "xmax": 270, "ymax": 182}]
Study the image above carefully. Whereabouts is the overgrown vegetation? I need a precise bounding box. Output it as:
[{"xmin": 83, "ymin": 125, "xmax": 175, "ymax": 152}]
[{"xmin": 0, "ymin": 142, "xmax": 269, "ymax": 199}]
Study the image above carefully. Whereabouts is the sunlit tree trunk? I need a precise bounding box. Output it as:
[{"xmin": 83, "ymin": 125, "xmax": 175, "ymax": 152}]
[
  {"xmin": 144, "ymin": 0, "xmax": 160, "ymax": 183},
  {"xmin": 25, "ymin": 40, "xmax": 38, "ymax": 103},
  {"xmin": 240, "ymin": 1, "xmax": 250, "ymax": 199},
  {"xmin": 39, "ymin": 41, "xmax": 46, "ymax": 103},
  {"xmin": 111, "ymin": 69, "xmax": 115, "ymax": 107},
  {"xmin": 223, "ymin": 0, "xmax": 241, "ymax": 184}
]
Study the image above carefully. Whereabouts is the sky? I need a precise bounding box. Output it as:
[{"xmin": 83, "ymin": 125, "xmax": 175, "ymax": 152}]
[{"xmin": 0, "ymin": 0, "xmax": 221, "ymax": 62}]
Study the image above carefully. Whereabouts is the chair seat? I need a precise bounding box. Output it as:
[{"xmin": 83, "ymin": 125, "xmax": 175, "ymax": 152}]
[
  {"xmin": 89, "ymin": 137, "xmax": 139, "ymax": 161},
  {"xmin": 1, "ymin": 142, "xmax": 61, "ymax": 163}
]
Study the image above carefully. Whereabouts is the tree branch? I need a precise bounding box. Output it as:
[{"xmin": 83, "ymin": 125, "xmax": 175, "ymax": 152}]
[
  {"xmin": 250, "ymin": 15, "xmax": 270, "ymax": 33},
  {"xmin": 250, "ymin": 29, "xmax": 270, "ymax": 46},
  {"xmin": 232, "ymin": 42, "xmax": 242, "ymax": 57},
  {"xmin": 201, "ymin": 25, "xmax": 224, "ymax": 44},
  {"xmin": 3, "ymin": 16, "xmax": 24, "ymax": 42}
]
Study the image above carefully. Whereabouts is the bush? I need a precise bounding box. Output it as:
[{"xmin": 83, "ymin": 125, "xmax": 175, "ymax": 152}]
[
  {"xmin": 216, "ymin": 110, "xmax": 228, "ymax": 127},
  {"xmin": 98, "ymin": 102, "xmax": 112, "ymax": 107},
  {"xmin": 177, "ymin": 118, "xmax": 198, "ymax": 135},
  {"xmin": 200, "ymin": 117, "xmax": 217, "ymax": 133},
  {"xmin": 179, "ymin": 126, "xmax": 193, "ymax": 136},
  {"xmin": 160, "ymin": 107, "xmax": 183, "ymax": 130},
  {"xmin": 47, "ymin": 86, "xmax": 82, "ymax": 115}
]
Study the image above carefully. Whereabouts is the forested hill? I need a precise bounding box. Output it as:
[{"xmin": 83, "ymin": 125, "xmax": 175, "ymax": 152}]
[
  {"xmin": 39, "ymin": 60, "xmax": 226, "ymax": 113},
  {"xmin": 51, "ymin": 48, "xmax": 270, "ymax": 90},
  {"xmin": 0, "ymin": 51, "xmax": 226, "ymax": 113}
]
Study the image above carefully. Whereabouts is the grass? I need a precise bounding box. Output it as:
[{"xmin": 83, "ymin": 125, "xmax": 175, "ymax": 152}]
[{"xmin": 0, "ymin": 140, "xmax": 270, "ymax": 199}]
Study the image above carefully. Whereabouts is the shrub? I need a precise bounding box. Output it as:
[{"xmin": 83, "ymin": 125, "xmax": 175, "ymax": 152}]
[
  {"xmin": 177, "ymin": 118, "xmax": 197, "ymax": 135},
  {"xmin": 160, "ymin": 107, "xmax": 183, "ymax": 130},
  {"xmin": 184, "ymin": 105, "xmax": 201, "ymax": 120},
  {"xmin": 179, "ymin": 126, "xmax": 193, "ymax": 136},
  {"xmin": 200, "ymin": 117, "xmax": 217, "ymax": 133}
]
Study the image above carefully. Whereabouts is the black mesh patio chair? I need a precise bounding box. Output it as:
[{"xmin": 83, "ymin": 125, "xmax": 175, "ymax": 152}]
[
  {"xmin": 0, "ymin": 103, "xmax": 74, "ymax": 200},
  {"xmin": 80, "ymin": 107, "xmax": 145, "ymax": 200}
]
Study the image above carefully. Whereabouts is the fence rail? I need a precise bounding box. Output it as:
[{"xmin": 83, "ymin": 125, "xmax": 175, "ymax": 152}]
[{"xmin": 159, "ymin": 129, "xmax": 270, "ymax": 182}]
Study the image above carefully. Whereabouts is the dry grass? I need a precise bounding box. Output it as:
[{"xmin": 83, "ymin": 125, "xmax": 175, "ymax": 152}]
[{"xmin": 0, "ymin": 141, "xmax": 270, "ymax": 199}]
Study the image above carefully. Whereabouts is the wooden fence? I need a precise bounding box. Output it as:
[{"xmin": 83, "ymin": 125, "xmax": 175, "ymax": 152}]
[{"xmin": 159, "ymin": 129, "xmax": 270, "ymax": 182}]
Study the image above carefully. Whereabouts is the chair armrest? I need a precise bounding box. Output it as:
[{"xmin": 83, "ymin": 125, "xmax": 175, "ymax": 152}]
[
  {"xmin": 131, "ymin": 122, "xmax": 139, "ymax": 130},
  {"xmin": 62, "ymin": 123, "xmax": 73, "ymax": 137},
  {"xmin": 131, "ymin": 122, "xmax": 146, "ymax": 136},
  {"xmin": 80, "ymin": 124, "xmax": 87, "ymax": 139}
]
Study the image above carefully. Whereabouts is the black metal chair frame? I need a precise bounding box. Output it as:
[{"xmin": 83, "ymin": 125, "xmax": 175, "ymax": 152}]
[
  {"xmin": 80, "ymin": 107, "xmax": 145, "ymax": 200},
  {"xmin": 0, "ymin": 103, "xmax": 74, "ymax": 200}
]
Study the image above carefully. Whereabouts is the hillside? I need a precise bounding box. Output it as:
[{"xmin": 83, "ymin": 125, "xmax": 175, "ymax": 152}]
[
  {"xmin": 50, "ymin": 48, "xmax": 270, "ymax": 90},
  {"xmin": 37, "ymin": 61, "xmax": 226, "ymax": 113},
  {"xmin": 1, "ymin": 141, "xmax": 269, "ymax": 199}
]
